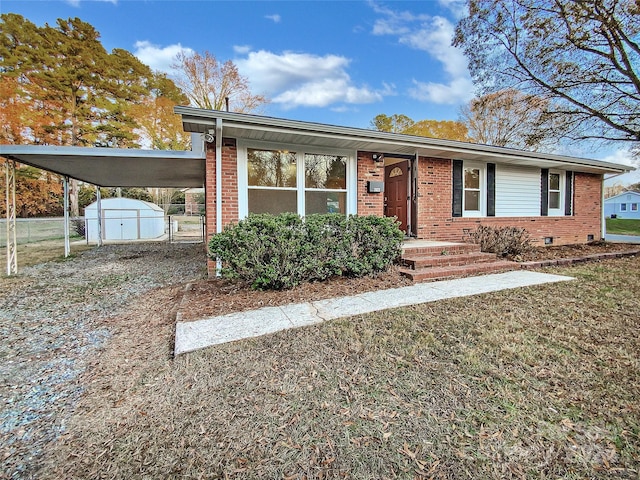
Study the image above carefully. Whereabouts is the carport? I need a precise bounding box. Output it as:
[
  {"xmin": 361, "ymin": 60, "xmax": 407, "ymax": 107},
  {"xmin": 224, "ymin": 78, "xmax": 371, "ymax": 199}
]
[{"xmin": 1, "ymin": 142, "xmax": 206, "ymax": 275}]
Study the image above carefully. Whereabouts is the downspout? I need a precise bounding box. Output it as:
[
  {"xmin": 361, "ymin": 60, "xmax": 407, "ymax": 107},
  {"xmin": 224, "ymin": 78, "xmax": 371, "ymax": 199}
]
[{"xmin": 215, "ymin": 117, "xmax": 223, "ymax": 274}]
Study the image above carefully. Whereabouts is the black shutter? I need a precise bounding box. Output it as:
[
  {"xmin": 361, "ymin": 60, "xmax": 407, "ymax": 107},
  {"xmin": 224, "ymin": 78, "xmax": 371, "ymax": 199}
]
[
  {"xmin": 565, "ymin": 171, "xmax": 573, "ymax": 216},
  {"xmin": 452, "ymin": 160, "xmax": 463, "ymax": 217},
  {"xmin": 541, "ymin": 168, "xmax": 549, "ymax": 216},
  {"xmin": 487, "ymin": 163, "xmax": 496, "ymax": 217}
]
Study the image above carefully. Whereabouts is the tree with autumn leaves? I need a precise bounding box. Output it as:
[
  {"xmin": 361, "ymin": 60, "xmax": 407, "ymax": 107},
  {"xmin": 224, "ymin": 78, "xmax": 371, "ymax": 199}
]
[{"xmin": 0, "ymin": 14, "xmax": 268, "ymax": 217}]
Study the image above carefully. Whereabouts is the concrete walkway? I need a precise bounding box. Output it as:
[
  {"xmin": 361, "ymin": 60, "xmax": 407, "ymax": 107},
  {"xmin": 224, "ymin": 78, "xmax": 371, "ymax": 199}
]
[{"xmin": 175, "ymin": 270, "xmax": 573, "ymax": 355}]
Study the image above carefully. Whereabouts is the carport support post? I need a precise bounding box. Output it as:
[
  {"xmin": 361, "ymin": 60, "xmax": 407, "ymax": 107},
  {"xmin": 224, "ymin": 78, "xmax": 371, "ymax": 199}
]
[
  {"xmin": 96, "ymin": 185, "xmax": 103, "ymax": 247},
  {"xmin": 63, "ymin": 176, "xmax": 70, "ymax": 257},
  {"xmin": 5, "ymin": 158, "xmax": 17, "ymax": 275}
]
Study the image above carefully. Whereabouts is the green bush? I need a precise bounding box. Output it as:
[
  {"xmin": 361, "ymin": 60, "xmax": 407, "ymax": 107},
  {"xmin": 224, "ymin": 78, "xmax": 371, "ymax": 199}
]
[
  {"xmin": 467, "ymin": 224, "xmax": 532, "ymax": 257},
  {"xmin": 208, "ymin": 213, "xmax": 404, "ymax": 290}
]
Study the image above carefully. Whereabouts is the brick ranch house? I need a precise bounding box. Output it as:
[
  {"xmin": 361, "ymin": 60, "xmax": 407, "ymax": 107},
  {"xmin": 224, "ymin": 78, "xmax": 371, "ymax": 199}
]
[{"xmin": 175, "ymin": 107, "xmax": 632, "ymax": 274}]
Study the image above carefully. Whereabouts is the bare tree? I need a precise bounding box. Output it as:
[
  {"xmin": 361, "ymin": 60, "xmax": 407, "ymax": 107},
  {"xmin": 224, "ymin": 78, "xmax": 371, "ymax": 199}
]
[
  {"xmin": 460, "ymin": 89, "xmax": 562, "ymax": 150},
  {"xmin": 454, "ymin": 0, "xmax": 640, "ymax": 147},
  {"xmin": 172, "ymin": 51, "xmax": 268, "ymax": 113}
]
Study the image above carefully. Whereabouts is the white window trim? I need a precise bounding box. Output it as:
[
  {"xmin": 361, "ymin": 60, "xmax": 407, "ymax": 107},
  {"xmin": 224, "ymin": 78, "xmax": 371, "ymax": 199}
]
[
  {"xmin": 237, "ymin": 140, "xmax": 356, "ymax": 219},
  {"xmin": 548, "ymin": 170, "xmax": 565, "ymax": 217},
  {"xmin": 463, "ymin": 161, "xmax": 485, "ymax": 217}
]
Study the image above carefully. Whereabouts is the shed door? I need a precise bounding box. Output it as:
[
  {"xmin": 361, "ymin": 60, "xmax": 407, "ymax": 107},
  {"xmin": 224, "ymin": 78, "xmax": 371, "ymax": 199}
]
[
  {"xmin": 385, "ymin": 162, "xmax": 408, "ymax": 233},
  {"xmin": 103, "ymin": 209, "xmax": 139, "ymax": 240}
]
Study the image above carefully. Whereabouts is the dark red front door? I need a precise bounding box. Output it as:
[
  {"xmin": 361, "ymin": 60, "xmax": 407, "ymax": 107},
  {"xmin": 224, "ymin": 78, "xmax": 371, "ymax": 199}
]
[{"xmin": 385, "ymin": 162, "xmax": 408, "ymax": 233}]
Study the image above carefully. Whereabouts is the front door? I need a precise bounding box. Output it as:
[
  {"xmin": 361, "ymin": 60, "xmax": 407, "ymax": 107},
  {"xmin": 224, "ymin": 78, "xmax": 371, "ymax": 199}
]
[{"xmin": 385, "ymin": 161, "xmax": 408, "ymax": 233}]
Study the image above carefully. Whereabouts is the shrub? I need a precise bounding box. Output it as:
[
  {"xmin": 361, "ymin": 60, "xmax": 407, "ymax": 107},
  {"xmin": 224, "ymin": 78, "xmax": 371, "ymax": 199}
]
[
  {"xmin": 208, "ymin": 213, "xmax": 404, "ymax": 290},
  {"xmin": 71, "ymin": 218, "xmax": 86, "ymax": 238},
  {"xmin": 467, "ymin": 224, "xmax": 532, "ymax": 257}
]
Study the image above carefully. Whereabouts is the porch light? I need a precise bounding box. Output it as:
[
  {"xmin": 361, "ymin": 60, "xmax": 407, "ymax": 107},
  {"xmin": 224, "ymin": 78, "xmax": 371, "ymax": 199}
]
[{"xmin": 372, "ymin": 153, "xmax": 385, "ymax": 162}]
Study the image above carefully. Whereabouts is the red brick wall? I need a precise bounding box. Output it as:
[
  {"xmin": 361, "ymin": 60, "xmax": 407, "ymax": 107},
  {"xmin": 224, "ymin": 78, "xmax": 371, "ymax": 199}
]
[
  {"xmin": 204, "ymin": 144, "xmax": 603, "ymax": 276},
  {"xmin": 414, "ymin": 157, "xmax": 602, "ymax": 246},
  {"xmin": 356, "ymin": 151, "xmax": 385, "ymax": 217},
  {"xmin": 205, "ymin": 139, "xmax": 238, "ymax": 275}
]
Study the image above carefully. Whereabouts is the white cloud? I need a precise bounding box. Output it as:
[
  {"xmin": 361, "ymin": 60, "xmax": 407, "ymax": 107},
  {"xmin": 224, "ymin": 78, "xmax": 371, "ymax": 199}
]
[
  {"xmin": 236, "ymin": 50, "xmax": 391, "ymax": 108},
  {"xmin": 601, "ymin": 148, "xmax": 640, "ymax": 186},
  {"xmin": 409, "ymin": 77, "xmax": 475, "ymax": 105},
  {"xmin": 371, "ymin": 4, "xmax": 473, "ymax": 105},
  {"xmin": 265, "ymin": 14, "xmax": 281, "ymax": 23},
  {"xmin": 133, "ymin": 41, "xmax": 193, "ymax": 73},
  {"xmin": 437, "ymin": 0, "xmax": 467, "ymax": 19},
  {"xmin": 233, "ymin": 45, "xmax": 251, "ymax": 54}
]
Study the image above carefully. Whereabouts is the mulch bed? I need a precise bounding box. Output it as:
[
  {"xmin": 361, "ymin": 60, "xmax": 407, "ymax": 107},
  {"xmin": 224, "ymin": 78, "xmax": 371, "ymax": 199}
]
[{"xmin": 178, "ymin": 241, "xmax": 640, "ymax": 322}]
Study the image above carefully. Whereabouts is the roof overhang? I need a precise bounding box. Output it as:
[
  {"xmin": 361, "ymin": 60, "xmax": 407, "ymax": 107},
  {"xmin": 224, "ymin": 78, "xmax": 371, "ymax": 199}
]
[
  {"xmin": 0, "ymin": 145, "xmax": 205, "ymax": 187},
  {"xmin": 177, "ymin": 106, "xmax": 633, "ymax": 175}
]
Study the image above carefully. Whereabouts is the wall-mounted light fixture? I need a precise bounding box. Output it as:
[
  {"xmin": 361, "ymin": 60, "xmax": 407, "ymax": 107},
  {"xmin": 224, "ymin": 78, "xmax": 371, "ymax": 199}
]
[
  {"xmin": 204, "ymin": 129, "xmax": 215, "ymax": 143},
  {"xmin": 372, "ymin": 153, "xmax": 385, "ymax": 162}
]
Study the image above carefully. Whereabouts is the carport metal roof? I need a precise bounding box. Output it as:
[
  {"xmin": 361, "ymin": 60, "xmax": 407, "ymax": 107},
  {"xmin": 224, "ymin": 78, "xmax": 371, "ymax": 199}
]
[{"xmin": 0, "ymin": 145, "xmax": 205, "ymax": 187}]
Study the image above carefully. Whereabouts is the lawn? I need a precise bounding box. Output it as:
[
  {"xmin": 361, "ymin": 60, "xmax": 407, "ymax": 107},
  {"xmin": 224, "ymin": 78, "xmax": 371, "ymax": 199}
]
[
  {"xmin": 606, "ymin": 218, "xmax": 640, "ymax": 235},
  {"xmin": 0, "ymin": 240, "xmax": 92, "ymax": 270},
  {"xmin": 32, "ymin": 256, "xmax": 640, "ymax": 479}
]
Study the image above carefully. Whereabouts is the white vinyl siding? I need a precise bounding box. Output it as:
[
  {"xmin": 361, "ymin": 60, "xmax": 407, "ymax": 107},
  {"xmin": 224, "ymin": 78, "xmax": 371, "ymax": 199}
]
[{"xmin": 495, "ymin": 165, "xmax": 541, "ymax": 217}]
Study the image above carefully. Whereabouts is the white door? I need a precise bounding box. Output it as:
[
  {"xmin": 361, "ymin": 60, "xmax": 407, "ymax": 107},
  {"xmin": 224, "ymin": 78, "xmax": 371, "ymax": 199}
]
[{"xmin": 103, "ymin": 209, "xmax": 139, "ymax": 240}]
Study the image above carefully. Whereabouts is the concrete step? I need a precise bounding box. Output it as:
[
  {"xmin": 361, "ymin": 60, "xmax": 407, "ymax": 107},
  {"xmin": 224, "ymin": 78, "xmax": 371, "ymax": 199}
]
[
  {"xmin": 402, "ymin": 243, "xmax": 480, "ymax": 257},
  {"xmin": 402, "ymin": 251, "xmax": 499, "ymax": 269},
  {"xmin": 399, "ymin": 260, "xmax": 517, "ymax": 282}
]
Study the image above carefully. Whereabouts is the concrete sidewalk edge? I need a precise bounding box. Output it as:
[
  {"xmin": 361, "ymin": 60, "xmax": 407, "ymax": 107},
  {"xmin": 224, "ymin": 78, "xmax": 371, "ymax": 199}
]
[{"xmin": 175, "ymin": 270, "xmax": 574, "ymax": 356}]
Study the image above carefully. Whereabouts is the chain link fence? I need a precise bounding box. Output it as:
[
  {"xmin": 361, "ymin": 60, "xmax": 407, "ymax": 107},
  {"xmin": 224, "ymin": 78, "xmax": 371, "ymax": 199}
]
[{"xmin": 1, "ymin": 215, "xmax": 205, "ymax": 247}]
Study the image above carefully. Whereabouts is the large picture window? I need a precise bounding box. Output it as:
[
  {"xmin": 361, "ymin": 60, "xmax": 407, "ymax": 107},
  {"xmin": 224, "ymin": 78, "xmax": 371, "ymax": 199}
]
[{"xmin": 239, "ymin": 144, "xmax": 354, "ymax": 218}]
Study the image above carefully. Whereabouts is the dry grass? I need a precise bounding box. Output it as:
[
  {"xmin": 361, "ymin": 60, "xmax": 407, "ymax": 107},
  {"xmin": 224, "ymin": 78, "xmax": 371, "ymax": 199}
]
[
  {"xmin": 38, "ymin": 257, "xmax": 640, "ymax": 479},
  {"xmin": 0, "ymin": 240, "xmax": 92, "ymax": 270}
]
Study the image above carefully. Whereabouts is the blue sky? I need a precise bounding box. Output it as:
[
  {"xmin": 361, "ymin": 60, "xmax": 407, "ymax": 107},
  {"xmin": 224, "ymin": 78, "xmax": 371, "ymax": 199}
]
[{"xmin": 3, "ymin": 0, "xmax": 638, "ymax": 184}]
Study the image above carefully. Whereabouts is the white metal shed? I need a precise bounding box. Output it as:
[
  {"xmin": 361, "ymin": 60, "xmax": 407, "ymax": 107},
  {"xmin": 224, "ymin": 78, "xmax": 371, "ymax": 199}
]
[{"xmin": 84, "ymin": 197, "xmax": 165, "ymax": 242}]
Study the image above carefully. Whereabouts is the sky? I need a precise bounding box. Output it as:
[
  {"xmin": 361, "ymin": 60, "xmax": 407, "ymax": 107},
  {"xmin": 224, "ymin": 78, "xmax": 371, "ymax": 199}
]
[{"xmin": 3, "ymin": 0, "xmax": 638, "ymax": 185}]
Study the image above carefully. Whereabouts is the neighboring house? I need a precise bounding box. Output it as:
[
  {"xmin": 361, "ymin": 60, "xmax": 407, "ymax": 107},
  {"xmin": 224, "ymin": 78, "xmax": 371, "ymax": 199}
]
[
  {"xmin": 173, "ymin": 107, "xmax": 632, "ymax": 275},
  {"xmin": 183, "ymin": 187, "xmax": 205, "ymax": 215},
  {"xmin": 604, "ymin": 191, "xmax": 640, "ymax": 219}
]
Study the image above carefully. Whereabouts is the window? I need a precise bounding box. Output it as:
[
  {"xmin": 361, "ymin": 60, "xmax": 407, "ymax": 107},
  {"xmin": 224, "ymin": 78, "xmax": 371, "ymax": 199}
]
[
  {"xmin": 548, "ymin": 173, "xmax": 561, "ymax": 210},
  {"xmin": 239, "ymin": 143, "xmax": 354, "ymax": 218},
  {"xmin": 620, "ymin": 203, "xmax": 627, "ymax": 211},
  {"xmin": 304, "ymin": 154, "xmax": 347, "ymax": 214},
  {"xmin": 547, "ymin": 170, "xmax": 565, "ymax": 216},
  {"xmin": 463, "ymin": 164, "xmax": 484, "ymax": 216},
  {"xmin": 247, "ymin": 148, "xmax": 297, "ymax": 214},
  {"xmin": 632, "ymin": 203, "xmax": 638, "ymax": 211}
]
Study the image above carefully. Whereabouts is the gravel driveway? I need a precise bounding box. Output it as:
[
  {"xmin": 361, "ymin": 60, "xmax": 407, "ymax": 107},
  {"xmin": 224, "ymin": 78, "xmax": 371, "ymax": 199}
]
[{"xmin": 0, "ymin": 243, "xmax": 206, "ymax": 479}]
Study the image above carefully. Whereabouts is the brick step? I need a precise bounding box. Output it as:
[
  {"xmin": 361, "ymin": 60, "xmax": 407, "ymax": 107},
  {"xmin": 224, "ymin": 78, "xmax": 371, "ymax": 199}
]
[
  {"xmin": 402, "ymin": 243, "xmax": 480, "ymax": 257},
  {"xmin": 399, "ymin": 260, "xmax": 516, "ymax": 282},
  {"xmin": 402, "ymin": 251, "xmax": 499, "ymax": 269}
]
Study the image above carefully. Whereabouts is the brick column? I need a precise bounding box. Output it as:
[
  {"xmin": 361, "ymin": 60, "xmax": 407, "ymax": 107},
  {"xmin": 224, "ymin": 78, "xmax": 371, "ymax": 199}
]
[{"xmin": 356, "ymin": 151, "xmax": 384, "ymax": 216}]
